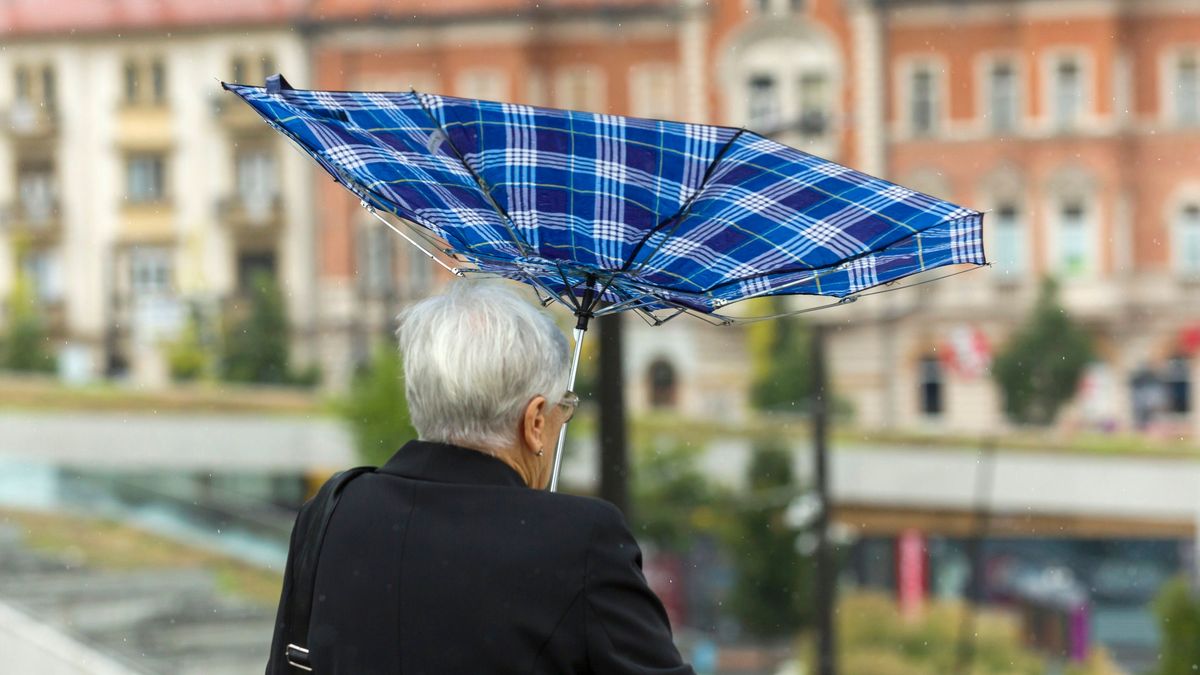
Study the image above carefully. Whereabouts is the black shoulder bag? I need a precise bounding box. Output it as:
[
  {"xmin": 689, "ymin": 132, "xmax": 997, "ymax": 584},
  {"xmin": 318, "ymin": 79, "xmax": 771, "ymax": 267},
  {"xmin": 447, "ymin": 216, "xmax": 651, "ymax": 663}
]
[{"xmin": 281, "ymin": 466, "xmax": 376, "ymax": 672}]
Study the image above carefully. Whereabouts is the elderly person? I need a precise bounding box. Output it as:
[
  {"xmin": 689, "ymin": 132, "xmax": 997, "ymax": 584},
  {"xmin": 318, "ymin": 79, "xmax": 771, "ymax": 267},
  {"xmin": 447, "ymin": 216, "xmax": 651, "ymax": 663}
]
[{"xmin": 267, "ymin": 281, "xmax": 694, "ymax": 674}]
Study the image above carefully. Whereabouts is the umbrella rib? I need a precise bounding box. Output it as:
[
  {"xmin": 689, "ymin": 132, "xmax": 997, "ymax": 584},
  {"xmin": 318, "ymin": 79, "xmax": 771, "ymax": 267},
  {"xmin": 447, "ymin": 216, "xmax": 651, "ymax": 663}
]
[
  {"xmin": 409, "ymin": 89, "xmax": 534, "ymax": 258},
  {"xmin": 617, "ymin": 128, "xmax": 747, "ymax": 276}
]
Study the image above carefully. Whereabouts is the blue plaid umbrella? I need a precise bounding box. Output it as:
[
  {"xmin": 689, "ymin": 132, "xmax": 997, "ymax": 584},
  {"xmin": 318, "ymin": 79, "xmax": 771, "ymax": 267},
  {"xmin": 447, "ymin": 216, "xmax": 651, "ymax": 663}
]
[{"xmin": 221, "ymin": 74, "xmax": 985, "ymax": 488}]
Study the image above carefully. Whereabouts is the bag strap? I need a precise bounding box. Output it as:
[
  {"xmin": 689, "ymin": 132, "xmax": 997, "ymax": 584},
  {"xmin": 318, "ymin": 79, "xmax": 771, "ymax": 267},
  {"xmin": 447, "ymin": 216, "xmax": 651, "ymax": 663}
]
[{"xmin": 283, "ymin": 466, "xmax": 375, "ymax": 672}]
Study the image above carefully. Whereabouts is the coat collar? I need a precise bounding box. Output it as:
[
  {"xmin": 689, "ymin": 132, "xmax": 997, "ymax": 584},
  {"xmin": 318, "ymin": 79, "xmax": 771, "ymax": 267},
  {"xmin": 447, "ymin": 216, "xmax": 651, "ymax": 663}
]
[{"xmin": 377, "ymin": 439, "xmax": 528, "ymax": 489}]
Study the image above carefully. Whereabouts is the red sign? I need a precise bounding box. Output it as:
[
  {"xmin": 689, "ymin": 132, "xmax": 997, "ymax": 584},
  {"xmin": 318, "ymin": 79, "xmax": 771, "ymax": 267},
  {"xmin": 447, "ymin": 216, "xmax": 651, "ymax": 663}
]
[
  {"xmin": 941, "ymin": 325, "xmax": 992, "ymax": 379},
  {"xmin": 896, "ymin": 529, "xmax": 927, "ymax": 620}
]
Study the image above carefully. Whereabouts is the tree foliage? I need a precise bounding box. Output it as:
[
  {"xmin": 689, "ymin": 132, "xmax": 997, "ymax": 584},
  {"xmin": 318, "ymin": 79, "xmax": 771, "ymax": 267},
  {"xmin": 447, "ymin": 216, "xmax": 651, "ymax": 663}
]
[
  {"xmin": 991, "ymin": 278, "xmax": 1094, "ymax": 425},
  {"xmin": 631, "ymin": 442, "xmax": 730, "ymax": 554},
  {"xmin": 219, "ymin": 271, "xmax": 319, "ymax": 385},
  {"xmin": 726, "ymin": 441, "xmax": 813, "ymax": 637},
  {"xmin": 0, "ymin": 268, "xmax": 55, "ymax": 373},
  {"xmin": 748, "ymin": 298, "xmax": 813, "ymax": 413},
  {"xmin": 1151, "ymin": 576, "xmax": 1200, "ymax": 675},
  {"xmin": 338, "ymin": 345, "xmax": 417, "ymax": 467}
]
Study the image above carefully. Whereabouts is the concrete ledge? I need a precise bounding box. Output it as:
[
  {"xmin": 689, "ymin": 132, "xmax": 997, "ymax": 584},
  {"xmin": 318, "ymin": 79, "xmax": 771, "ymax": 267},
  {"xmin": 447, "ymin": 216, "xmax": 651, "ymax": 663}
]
[{"xmin": 0, "ymin": 596, "xmax": 144, "ymax": 675}]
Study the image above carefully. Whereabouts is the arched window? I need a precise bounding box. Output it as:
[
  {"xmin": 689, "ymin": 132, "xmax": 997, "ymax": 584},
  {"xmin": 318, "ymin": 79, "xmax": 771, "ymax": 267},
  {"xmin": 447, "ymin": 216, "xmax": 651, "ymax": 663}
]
[
  {"xmin": 1165, "ymin": 356, "xmax": 1191, "ymax": 415},
  {"xmin": 992, "ymin": 201, "xmax": 1025, "ymax": 277},
  {"xmin": 919, "ymin": 356, "xmax": 943, "ymax": 417},
  {"xmin": 648, "ymin": 359, "xmax": 677, "ymax": 409},
  {"xmin": 1058, "ymin": 197, "xmax": 1091, "ymax": 277}
]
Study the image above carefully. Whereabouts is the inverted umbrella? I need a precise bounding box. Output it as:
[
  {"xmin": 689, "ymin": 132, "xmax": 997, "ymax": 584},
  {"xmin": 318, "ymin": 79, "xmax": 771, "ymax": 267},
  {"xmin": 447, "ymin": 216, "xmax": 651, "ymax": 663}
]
[{"xmin": 221, "ymin": 73, "xmax": 985, "ymax": 489}]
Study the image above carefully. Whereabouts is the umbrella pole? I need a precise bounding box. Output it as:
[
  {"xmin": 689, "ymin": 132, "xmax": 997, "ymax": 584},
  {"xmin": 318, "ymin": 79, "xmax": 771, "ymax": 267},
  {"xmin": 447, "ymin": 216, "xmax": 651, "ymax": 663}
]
[{"xmin": 549, "ymin": 324, "xmax": 587, "ymax": 492}]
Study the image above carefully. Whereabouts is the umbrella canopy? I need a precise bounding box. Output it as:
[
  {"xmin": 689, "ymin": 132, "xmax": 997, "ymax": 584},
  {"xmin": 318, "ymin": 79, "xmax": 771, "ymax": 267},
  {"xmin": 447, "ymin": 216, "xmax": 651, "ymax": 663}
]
[{"xmin": 220, "ymin": 74, "xmax": 985, "ymax": 325}]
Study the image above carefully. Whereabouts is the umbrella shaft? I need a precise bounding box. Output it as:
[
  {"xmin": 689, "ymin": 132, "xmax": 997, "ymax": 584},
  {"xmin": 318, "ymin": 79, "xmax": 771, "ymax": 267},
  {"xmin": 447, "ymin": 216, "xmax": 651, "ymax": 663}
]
[{"xmin": 549, "ymin": 326, "xmax": 587, "ymax": 492}]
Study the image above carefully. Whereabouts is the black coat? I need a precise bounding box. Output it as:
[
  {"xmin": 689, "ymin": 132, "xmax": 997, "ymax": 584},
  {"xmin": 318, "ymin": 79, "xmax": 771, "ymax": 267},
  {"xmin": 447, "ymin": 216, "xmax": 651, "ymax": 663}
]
[{"xmin": 267, "ymin": 439, "xmax": 695, "ymax": 675}]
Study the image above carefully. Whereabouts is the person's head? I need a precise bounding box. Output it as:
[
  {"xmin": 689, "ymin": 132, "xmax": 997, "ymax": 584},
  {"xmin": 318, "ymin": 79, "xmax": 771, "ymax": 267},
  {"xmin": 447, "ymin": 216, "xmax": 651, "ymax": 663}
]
[{"xmin": 396, "ymin": 280, "xmax": 575, "ymax": 488}]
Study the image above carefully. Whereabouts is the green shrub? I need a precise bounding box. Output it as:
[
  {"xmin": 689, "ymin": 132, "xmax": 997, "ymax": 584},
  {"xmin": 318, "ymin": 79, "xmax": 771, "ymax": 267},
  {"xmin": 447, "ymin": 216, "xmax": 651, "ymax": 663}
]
[
  {"xmin": 337, "ymin": 345, "xmax": 416, "ymax": 466},
  {"xmin": 166, "ymin": 306, "xmax": 210, "ymax": 382},
  {"xmin": 1150, "ymin": 576, "xmax": 1200, "ymax": 675},
  {"xmin": 0, "ymin": 272, "xmax": 55, "ymax": 373}
]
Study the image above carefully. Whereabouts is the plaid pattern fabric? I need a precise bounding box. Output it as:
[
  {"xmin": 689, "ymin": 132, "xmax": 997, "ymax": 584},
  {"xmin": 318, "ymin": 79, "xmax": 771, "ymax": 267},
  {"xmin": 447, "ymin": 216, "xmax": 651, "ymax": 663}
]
[{"xmin": 222, "ymin": 79, "xmax": 985, "ymax": 316}]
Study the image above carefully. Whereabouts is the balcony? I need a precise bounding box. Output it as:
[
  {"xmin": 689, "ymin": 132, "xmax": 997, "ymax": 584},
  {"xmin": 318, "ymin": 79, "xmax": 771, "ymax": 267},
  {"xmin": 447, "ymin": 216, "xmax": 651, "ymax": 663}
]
[
  {"xmin": 0, "ymin": 199, "xmax": 62, "ymax": 243},
  {"xmin": 116, "ymin": 104, "xmax": 173, "ymax": 151},
  {"xmin": 212, "ymin": 95, "xmax": 271, "ymax": 137},
  {"xmin": 4, "ymin": 101, "xmax": 58, "ymax": 142},
  {"xmin": 217, "ymin": 193, "xmax": 284, "ymax": 243}
]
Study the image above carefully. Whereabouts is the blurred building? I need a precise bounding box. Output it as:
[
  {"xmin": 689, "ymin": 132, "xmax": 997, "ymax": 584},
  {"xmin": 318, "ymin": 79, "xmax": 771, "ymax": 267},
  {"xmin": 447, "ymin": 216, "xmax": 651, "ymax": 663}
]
[
  {"xmin": 1, "ymin": 0, "xmax": 1197, "ymax": 435},
  {"xmin": 828, "ymin": 0, "xmax": 1200, "ymax": 436},
  {"xmin": 0, "ymin": 0, "xmax": 317, "ymax": 386}
]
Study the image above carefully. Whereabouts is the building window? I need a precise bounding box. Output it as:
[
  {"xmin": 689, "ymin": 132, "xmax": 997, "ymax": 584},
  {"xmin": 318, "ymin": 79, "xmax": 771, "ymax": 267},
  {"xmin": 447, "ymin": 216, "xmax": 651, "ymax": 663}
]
[
  {"xmin": 992, "ymin": 201, "xmax": 1024, "ymax": 276},
  {"xmin": 629, "ymin": 63, "xmax": 677, "ymax": 120},
  {"xmin": 151, "ymin": 58, "xmax": 166, "ymax": 103},
  {"xmin": 1177, "ymin": 53, "xmax": 1200, "ymax": 126},
  {"xmin": 122, "ymin": 57, "xmax": 167, "ymax": 105},
  {"xmin": 14, "ymin": 63, "xmax": 55, "ymax": 109},
  {"xmin": 129, "ymin": 246, "xmax": 173, "ymax": 299},
  {"xmin": 17, "ymin": 163, "xmax": 56, "ymax": 223},
  {"xmin": 237, "ymin": 250, "xmax": 277, "ymax": 293},
  {"xmin": 232, "ymin": 57, "xmax": 247, "ymax": 84},
  {"xmin": 1053, "ymin": 57, "xmax": 1083, "ymax": 130},
  {"xmin": 123, "ymin": 61, "xmax": 138, "ymax": 103},
  {"xmin": 20, "ymin": 248, "xmax": 63, "ymax": 303},
  {"xmin": 748, "ymin": 74, "xmax": 780, "ymax": 130},
  {"xmin": 14, "ymin": 65, "xmax": 30, "ymax": 102},
  {"xmin": 359, "ymin": 225, "xmax": 394, "ymax": 297},
  {"xmin": 41, "ymin": 65, "xmax": 55, "ymax": 111},
  {"xmin": 648, "ymin": 358, "xmax": 677, "ymax": 409},
  {"xmin": 910, "ymin": 66, "xmax": 937, "ymax": 136},
  {"xmin": 127, "ymin": 154, "xmax": 166, "ymax": 203},
  {"xmin": 798, "ymin": 72, "xmax": 830, "ymax": 136},
  {"xmin": 1059, "ymin": 199, "xmax": 1090, "ymax": 276},
  {"xmin": 456, "ymin": 69, "xmax": 508, "ymax": 102},
  {"xmin": 554, "ymin": 67, "xmax": 604, "ymax": 112},
  {"xmin": 919, "ymin": 356, "xmax": 943, "ymax": 416},
  {"xmin": 988, "ymin": 61, "xmax": 1018, "ymax": 133},
  {"xmin": 405, "ymin": 241, "xmax": 433, "ymax": 299},
  {"xmin": 1176, "ymin": 203, "xmax": 1200, "ymax": 276},
  {"xmin": 1165, "ymin": 356, "xmax": 1191, "ymax": 415},
  {"xmin": 235, "ymin": 148, "xmax": 277, "ymax": 211}
]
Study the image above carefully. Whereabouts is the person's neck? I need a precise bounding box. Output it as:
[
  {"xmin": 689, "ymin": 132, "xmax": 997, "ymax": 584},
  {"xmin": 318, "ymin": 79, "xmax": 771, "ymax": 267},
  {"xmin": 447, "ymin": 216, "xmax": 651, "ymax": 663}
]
[{"xmin": 461, "ymin": 442, "xmax": 536, "ymax": 488}]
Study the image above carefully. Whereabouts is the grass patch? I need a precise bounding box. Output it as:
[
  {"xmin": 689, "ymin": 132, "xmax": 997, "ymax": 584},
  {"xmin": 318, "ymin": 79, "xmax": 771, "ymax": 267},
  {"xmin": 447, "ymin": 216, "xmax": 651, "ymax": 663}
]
[
  {"xmin": 0, "ymin": 374, "xmax": 331, "ymax": 416},
  {"xmin": 0, "ymin": 507, "xmax": 283, "ymax": 607}
]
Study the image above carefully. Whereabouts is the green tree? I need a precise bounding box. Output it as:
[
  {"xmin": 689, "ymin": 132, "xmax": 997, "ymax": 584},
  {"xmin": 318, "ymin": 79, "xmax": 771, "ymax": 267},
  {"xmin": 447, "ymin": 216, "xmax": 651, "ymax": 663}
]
[
  {"xmin": 338, "ymin": 345, "xmax": 416, "ymax": 466},
  {"xmin": 749, "ymin": 297, "xmax": 812, "ymax": 413},
  {"xmin": 0, "ymin": 268, "xmax": 55, "ymax": 373},
  {"xmin": 727, "ymin": 441, "xmax": 813, "ymax": 637},
  {"xmin": 220, "ymin": 271, "xmax": 292, "ymax": 384},
  {"xmin": 1151, "ymin": 576, "xmax": 1200, "ymax": 675},
  {"xmin": 991, "ymin": 278, "xmax": 1094, "ymax": 425},
  {"xmin": 631, "ymin": 442, "xmax": 730, "ymax": 553}
]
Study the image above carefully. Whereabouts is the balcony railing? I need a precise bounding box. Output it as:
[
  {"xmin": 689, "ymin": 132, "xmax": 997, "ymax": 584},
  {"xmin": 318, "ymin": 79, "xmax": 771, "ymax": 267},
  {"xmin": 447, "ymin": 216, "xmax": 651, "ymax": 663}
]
[
  {"xmin": 217, "ymin": 193, "xmax": 284, "ymax": 235},
  {"xmin": 0, "ymin": 199, "xmax": 62, "ymax": 240},
  {"xmin": 4, "ymin": 101, "xmax": 58, "ymax": 140},
  {"xmin": 211, "ymin": 94, "xmax": 271, "ymax": 134}
]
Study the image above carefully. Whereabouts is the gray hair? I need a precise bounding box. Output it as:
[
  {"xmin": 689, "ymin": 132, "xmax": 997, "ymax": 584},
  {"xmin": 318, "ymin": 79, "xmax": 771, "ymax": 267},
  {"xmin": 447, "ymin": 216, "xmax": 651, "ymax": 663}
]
[{"xmin": 396, "ymin": 280, "xmax": 571, "ymax": 452}]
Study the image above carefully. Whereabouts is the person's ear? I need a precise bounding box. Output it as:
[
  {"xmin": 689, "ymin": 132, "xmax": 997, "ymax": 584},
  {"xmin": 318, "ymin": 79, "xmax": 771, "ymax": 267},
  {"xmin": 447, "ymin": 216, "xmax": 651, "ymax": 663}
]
[{"xmin": 521, "ymin": 395, "xmax": 549, "ymax": 455}]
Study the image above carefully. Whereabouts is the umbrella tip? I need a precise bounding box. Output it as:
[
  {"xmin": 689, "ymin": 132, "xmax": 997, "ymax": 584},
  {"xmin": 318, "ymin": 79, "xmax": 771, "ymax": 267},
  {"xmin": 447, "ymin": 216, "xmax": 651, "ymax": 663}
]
[{"xmin": 266, "ymin": 73, "xmax": 294, "ymax": 94}]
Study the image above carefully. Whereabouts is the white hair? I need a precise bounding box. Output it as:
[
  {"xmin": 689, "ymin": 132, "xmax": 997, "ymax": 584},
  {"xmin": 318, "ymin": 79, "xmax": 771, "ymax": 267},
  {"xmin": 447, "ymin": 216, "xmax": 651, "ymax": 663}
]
[{"xmin": 396, "ymin": 280, "xmax": 571, "ymax": 452}]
